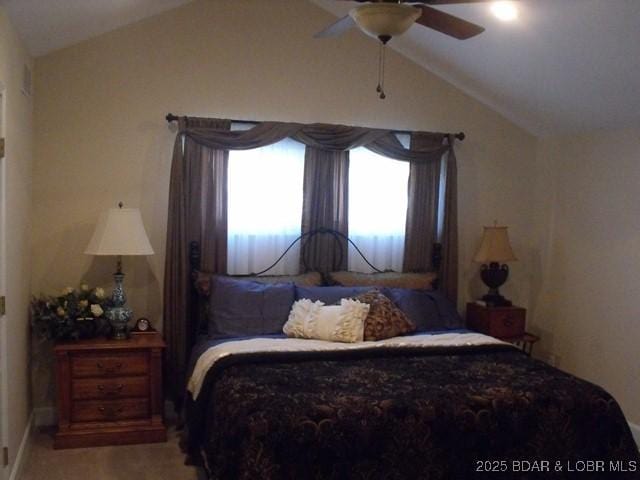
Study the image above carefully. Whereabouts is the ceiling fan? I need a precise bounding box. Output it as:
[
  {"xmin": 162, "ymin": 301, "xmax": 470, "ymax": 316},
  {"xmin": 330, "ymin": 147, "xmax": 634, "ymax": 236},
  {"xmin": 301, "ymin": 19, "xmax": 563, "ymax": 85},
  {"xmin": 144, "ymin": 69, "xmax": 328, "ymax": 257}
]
[
  {"xmin": 314, "ymin": 1, "xmax": 489, "ymax": 99},
  {"xmin": 315, "ymin": 0, "xmax": 488, "ymax": 43}
]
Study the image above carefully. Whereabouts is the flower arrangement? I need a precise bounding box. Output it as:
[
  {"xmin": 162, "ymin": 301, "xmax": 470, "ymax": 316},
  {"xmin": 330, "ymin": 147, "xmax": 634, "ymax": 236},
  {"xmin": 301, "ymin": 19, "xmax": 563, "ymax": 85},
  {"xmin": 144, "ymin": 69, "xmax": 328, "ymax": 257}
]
[{"xmin": 30, "ymin": 284, "xmax": 112, "ymax": 341}]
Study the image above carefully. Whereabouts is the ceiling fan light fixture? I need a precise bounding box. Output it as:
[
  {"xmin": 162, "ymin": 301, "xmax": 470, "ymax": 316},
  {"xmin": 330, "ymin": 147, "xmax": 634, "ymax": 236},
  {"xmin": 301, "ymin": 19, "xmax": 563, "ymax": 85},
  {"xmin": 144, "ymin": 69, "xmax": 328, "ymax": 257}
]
[
  {"xmin": 349, "ymin": 4, "xmax": 421, "ymax": 41},
  {"xmin": 490, "ymin": 1, "xmax": 518, "ymax": 22}
]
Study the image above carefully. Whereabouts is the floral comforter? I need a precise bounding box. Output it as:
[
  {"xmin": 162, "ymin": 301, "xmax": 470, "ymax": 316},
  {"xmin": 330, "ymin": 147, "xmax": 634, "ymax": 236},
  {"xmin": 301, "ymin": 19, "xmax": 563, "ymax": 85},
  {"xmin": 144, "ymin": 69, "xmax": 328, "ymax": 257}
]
[{"xmin": 184, "ymin": 339, "xmax": 639, "ymax": 479}]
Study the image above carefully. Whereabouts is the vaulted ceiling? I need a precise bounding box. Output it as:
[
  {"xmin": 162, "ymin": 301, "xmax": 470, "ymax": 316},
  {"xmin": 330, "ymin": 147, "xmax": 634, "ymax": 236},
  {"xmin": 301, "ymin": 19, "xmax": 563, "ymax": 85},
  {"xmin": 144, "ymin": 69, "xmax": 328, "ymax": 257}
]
[
  {"xmin": 311, "ymin": 0, "xmax": 640, "ymax": 136},
  {"xmin": 3, "ymin": 0, "xmax": 639, "ymax": 136},
  {"xmin": 0, "ymin": 0, "xmax": 193, "ymax": 56}
]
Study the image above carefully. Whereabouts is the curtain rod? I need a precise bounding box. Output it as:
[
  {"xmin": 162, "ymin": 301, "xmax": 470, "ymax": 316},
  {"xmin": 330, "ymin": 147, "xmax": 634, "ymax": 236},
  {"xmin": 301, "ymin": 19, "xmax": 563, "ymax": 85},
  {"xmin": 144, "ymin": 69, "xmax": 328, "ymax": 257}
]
[{"xmin": 165, "ymin": 113, "xmax": 465, "ymax": 142}]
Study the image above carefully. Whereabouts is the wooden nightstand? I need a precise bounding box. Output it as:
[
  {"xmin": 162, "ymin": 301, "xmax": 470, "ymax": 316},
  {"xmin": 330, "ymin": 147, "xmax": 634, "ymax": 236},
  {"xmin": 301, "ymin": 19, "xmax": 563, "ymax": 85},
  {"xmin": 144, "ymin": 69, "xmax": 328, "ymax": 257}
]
[
  {"xmin": 466, "ymin": 303, "xmax": 539, "ymax": 355},
  {"xmin": 466, "ymin": 302, "xmax": 526, "ymax": 339},
  {"xmin": 54, "ymin": 332, "xmax": 167, "ymax": 449}
]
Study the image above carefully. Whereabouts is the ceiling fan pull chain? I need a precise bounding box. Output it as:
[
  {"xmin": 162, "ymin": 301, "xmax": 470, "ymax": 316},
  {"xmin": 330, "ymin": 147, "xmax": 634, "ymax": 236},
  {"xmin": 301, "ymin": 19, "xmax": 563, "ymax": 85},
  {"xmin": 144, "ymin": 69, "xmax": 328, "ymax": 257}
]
[{"xmin": 377, "ymin": 42, "xmax": 386, "ymax": 100}]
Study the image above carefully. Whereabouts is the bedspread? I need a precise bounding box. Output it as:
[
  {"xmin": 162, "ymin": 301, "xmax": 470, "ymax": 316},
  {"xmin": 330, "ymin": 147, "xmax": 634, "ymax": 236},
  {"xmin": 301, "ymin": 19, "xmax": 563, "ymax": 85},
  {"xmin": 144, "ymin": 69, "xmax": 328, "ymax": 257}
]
[{"xmin": 185, "ymin": 341, "xmax": 639, "ymax": 479}]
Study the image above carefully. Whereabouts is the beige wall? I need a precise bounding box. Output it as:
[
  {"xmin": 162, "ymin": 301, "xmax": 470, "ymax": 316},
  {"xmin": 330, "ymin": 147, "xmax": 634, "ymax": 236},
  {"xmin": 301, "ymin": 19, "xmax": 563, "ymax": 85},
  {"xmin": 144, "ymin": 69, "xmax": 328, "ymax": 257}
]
[
  {"xmin": 533, "ymin": 129, "xmax": 640, "ymax": 424},
  {"xmin": 0, "ymin": 5, "xmax": 34, "ymax": 471},
  {"xmin": 32, "ymin": 0, "xmax": 538, "ymax": 408}
]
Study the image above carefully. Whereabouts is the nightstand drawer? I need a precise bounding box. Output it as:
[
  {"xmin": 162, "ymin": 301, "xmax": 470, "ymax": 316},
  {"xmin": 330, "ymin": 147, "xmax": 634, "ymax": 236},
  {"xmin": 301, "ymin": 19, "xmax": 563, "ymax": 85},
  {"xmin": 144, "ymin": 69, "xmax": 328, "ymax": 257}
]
[
  {"xmin": 71, "ymin": 352, "xmax": 148, "ymax": 378},
  {"xmin": 72, "ymin": 377, "xmax": 149, "ymax": 401},
  {"xmin": 71, "ymin": 398, "xmax": 149, "ymax": 423},
  {"xmin": 466, "ymin": 303, "xmax": 526, "ymax": 339},
  {"xmin": 487, "ymin": 310, "xmax": 525, "ymax": 338}
]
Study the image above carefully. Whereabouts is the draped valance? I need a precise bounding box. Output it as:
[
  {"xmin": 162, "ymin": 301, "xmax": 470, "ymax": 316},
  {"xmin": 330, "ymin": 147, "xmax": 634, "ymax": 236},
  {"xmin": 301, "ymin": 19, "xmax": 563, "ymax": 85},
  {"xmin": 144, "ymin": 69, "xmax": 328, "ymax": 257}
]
[{"xmin": 176, "ymin": 116, "xmax": 451, "ymax": 162}]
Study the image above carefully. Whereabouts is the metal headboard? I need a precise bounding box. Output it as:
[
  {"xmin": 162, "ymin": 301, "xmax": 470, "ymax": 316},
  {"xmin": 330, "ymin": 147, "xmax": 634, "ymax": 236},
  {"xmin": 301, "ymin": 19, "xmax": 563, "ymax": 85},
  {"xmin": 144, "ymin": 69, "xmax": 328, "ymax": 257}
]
[{"xmin": 189, "ymin": 227, "xmax": 442, "ymax": 280}]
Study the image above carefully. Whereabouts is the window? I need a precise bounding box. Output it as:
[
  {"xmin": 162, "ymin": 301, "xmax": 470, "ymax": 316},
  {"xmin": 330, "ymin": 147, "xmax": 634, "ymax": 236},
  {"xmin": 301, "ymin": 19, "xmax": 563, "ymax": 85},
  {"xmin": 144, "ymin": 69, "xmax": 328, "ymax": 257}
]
[
  {"xmin": 348, "ymin": 148, "xmax": 409, "ymax": 272},
  {"xmin": 227, "ymin": 134, "xmax": 411, "ymax": 274},
  {"xmin": 227, "ymin": 138, "xmax": 305, "ymax": 274}
]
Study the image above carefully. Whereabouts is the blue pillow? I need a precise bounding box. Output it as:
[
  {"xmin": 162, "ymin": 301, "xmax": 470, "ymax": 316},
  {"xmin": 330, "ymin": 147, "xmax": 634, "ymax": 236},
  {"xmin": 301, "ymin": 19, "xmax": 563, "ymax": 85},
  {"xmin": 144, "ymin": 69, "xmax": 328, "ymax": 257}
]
[
  {"xmin": 208, "ymin": 276, "xmax": 295, "ymax": 338},
  {"xmin": 383, "ymin": 288, "xmax": 463, "ymax": 331},
  {"xmin": 295, "ymin": 286, "xmax": 370, "ymax": 305}
]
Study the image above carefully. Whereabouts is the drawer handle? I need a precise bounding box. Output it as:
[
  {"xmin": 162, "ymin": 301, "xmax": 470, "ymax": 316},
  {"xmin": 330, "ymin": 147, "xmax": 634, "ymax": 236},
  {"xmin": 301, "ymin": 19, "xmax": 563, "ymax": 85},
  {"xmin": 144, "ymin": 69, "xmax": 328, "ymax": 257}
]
[
  {"xmin": 96, "ymin": 362, "xmax": 124, "ymax": 374},
  {"xmin": 97, "ymin": 384, "xmax": 124, "ymax": 396},
  {"xmin": 98, "ymin": 406, "xmax": 124, "ymax": 418}
]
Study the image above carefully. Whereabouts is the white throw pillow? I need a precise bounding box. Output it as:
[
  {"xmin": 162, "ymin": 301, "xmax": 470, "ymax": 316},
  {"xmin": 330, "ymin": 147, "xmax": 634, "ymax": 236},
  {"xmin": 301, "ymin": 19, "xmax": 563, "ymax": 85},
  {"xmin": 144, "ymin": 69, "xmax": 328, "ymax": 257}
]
[{"xmin": 283, "ymin": 298, "xmax": 370, "ymax": 343}]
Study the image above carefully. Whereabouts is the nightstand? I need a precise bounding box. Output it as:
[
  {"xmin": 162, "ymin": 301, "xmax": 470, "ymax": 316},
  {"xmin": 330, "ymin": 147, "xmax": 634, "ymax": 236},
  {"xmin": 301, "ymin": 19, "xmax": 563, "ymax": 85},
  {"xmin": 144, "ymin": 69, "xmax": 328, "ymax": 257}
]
[
  {"xmin": 466, "ymin": 302, "xmax": 526, "ymax": 339},
  {"xmin": 466, "ymin": 303, "xmax": 539, "ymax": 356},
  {"xmin": 54, "ymin": 332, "xmax": 167, "ymax": 449}
]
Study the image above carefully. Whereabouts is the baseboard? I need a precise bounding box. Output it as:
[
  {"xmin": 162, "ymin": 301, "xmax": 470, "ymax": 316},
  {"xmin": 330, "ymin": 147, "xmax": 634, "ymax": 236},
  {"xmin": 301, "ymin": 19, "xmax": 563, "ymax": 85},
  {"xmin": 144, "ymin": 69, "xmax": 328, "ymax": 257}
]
[
  {"xmin": 33, "ymin": 407, "xmax": 56, "ymax": 427},
  {"xmin": 630, "ymin": 422, "xmax": 640, "ymax": 450},
  {"xmin": 8, "ymin": 412, "xmax": 33, "ymax": 480}
]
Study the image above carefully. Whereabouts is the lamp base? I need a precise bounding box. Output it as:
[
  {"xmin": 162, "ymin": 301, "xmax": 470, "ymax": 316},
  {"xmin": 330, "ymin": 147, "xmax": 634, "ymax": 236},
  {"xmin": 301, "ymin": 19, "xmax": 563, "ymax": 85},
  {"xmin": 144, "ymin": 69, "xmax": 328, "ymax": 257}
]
[
  {"xmin": 105, "ymin": 271, "xmax": 132, "ymax": 340},
  {"xmin": 480, "ymin": 263, "xmax": 512, "ymax": 307}
]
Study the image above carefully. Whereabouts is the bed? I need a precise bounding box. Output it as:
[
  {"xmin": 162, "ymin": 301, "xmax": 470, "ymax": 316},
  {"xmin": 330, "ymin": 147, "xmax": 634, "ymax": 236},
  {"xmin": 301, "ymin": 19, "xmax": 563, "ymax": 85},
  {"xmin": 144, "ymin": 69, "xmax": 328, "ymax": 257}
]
[{"xmin": 182, "ymin": 232, "xmax": 639, "ymax": 479}]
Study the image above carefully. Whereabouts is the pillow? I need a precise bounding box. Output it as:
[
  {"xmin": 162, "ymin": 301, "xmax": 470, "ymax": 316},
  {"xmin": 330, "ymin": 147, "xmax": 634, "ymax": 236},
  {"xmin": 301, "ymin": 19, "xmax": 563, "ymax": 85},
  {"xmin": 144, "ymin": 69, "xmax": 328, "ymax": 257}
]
[
  {"xmin": 427, "ymin": 290, "xmax": 465, "ymax": 329},
  {"xmin": 328, "ymin": 271, "xmax": 437, "ymax": 290},
  {"xmin": 208, "ymin": 276, "xmax": 295, "ymax": 338},
  {"xmin": 283, "ymin": 298, "xmax": 370, "ymax": 343},
  {"xmin": 193, "ymin": 271, "xmax": 323, "ymax": 298},
  {"xmin": 383, "ymin": 288, "xmax": 464, "ymax": 331},
  {"xmin": 295, "ymin": 286, "xmax": 370, "ymax": 304},
  {"xmin": 242, "ymin": 271, "xmax": 323, "ymax": 287},
  {"xmin": 352, "ymin": 290, "xmax": 415, "ymax": 341}
]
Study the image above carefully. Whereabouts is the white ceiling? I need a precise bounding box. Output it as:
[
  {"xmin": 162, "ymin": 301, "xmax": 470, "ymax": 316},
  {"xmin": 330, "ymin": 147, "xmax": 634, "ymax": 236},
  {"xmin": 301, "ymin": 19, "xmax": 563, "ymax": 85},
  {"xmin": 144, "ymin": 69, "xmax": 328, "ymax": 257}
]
[
  {"xmin": 0, "ymin": 0, "xmax": 193, "ymax": 57},
  {"xmin": 2, "ymin": 0, "xmax": 639, "ymax": 136},
  {"xmin": 311, "ymin": 0, "xmax": 640, "ymax": 136}
]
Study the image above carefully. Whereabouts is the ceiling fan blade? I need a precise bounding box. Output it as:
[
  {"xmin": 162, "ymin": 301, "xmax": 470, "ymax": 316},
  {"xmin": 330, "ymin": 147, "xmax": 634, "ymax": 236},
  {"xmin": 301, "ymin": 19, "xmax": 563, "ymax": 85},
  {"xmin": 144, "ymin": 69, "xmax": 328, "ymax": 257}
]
[
  {"xmin": 415, "ymin": 5, "xmax": 485, "ymax": 39},
  {"xmin": 420, "ymin": 1, "xmax": 489, "ymax": 4},
  {"xmin": 314, "ymin": 15, "xmax": 356, "ymax": 38},
  {"xmin": 334, "ymin": 0, "xmax": 488, "ymax": 3}
]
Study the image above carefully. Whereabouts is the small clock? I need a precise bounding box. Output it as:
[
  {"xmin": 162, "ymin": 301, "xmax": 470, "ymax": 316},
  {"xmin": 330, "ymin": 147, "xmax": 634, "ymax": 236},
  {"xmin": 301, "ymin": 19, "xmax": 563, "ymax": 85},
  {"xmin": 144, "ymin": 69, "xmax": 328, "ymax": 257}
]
[{"xmin": 132, "ymin": 317, "xmax": 155, "ymax": 333}]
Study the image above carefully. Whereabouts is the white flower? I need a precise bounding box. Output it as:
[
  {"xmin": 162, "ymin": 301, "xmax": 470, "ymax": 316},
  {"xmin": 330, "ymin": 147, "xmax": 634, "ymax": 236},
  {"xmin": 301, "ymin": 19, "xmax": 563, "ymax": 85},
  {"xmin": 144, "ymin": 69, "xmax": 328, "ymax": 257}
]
[
  {"xmin": 94, "ymin": 288, "xmax": 105, "ymax": 299},
  {"xmin": 90, "ymin": 304, "xmax": 104, "ymax": 318},
  {"xmin": 62, "ymin": 287, "xmax": 74, "ymax": 295},
  {"xmin": 79, "ymin": 300, "xmax": 89, "ymax": 309},
  {"xmin": 80, "ymin": 284, "xmax": 89, "ymax": 292}
]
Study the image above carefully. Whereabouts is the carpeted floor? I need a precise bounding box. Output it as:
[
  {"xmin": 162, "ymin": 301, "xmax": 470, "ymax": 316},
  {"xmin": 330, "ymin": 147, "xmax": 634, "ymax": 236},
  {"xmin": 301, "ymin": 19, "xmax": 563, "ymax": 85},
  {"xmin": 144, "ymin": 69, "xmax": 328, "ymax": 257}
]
[{"xmin": 21, "ymin": 424, "xmax": 204, "ymax": 480}]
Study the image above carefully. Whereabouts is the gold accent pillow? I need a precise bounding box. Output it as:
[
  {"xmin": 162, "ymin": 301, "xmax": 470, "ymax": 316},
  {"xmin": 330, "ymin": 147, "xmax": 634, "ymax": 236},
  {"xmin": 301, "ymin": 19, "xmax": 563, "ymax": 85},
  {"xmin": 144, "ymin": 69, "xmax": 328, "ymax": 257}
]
[
  {"xmin": 353, "ymin": 290, "xmax": 416, "ymax": 341},
  {"xmin": 248, "ymin": 271, "xmax": 323, "ymax": 287},
  {"xmin": 328, "ymin": 271, "xmax": 437, "ymax": 290}
]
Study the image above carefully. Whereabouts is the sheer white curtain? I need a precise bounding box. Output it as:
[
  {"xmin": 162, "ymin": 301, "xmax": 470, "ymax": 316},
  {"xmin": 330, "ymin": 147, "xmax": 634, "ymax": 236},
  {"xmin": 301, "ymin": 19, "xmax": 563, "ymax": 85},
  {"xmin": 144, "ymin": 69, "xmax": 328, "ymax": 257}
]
[
  {"xmin": 348, "ymin": 147, "xmax": 409, "ymax": 272},
  {"xmin": 227, "ymin": 137, "xmax": 305, "ymax": 275}
]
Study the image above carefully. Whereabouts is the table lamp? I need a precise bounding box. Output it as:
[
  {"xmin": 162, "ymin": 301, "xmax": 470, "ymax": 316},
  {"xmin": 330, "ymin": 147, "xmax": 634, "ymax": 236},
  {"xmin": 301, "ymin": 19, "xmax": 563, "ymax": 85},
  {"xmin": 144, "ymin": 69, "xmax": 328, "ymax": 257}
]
[
  {"xmin": 85, "ymin": 202, "xmax": 154, "ymax": 339},
  {"xmin": 473, "ymin": 223, "xmax": 517, "ymax": 306}
]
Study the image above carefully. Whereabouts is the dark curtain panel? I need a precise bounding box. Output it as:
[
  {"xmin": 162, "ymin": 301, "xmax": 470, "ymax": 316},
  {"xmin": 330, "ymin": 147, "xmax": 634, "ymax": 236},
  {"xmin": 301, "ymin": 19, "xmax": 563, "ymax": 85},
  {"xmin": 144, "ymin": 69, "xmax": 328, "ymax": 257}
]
[
  {"xmin": 441, "ymin": 135, "xmax": 459, "ymax": 302},
  {"xmin": 403, "ymin": 133, "xmax": 445, "ymax": 273},
  {"xmin": 301, "ymin": 147, "xmax": 349, "ymax": 272},
  {"xmin": 163, "ymin": 117, "xmax": 230, "ymax": 405},
  {"xmin": 403, "ymin": 132, "xmax": 458, "ymax": 302}
]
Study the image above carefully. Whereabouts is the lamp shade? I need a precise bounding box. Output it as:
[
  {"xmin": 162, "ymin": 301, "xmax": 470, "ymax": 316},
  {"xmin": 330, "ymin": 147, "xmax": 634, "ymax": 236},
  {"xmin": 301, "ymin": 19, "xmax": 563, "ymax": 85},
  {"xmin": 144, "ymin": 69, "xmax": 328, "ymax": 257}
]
[
  {"xmin": 473, "ymin": 226, "xmax": 517, "ymax": 263},
  {"xmin": 349, "ymin": 4, "xmax": 421, "ymax": 39},
  {"xmin": 85, "ymin": 207, "xmax": 154, "ymax": 256}
]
